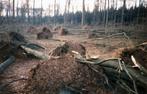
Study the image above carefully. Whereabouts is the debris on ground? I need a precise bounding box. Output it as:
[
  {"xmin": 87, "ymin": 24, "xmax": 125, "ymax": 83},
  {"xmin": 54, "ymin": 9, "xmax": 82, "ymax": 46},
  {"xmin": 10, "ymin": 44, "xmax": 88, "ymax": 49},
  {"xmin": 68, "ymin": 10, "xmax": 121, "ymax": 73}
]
[
  {"xmin": 0, "ymin": 29, "xmax": 147, "ymax": 94},
  {"xmin": 23, "ymin": 54, "xmax": 112, "ymax": 94},
  {"xmin": 37, "ymin": 27, "xmax": 53, "ymax": 39}
]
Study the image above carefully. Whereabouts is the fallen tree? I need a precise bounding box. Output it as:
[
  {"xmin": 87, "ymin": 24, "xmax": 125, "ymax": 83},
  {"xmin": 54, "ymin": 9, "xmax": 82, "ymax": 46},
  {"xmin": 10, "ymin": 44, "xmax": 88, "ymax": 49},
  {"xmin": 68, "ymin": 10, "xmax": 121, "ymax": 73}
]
[
  {"xmin": 0, "ymin": 56, "xmax": 15, "ymax": 74},
  {"xmin": 75, "ymin": 51, "xmax": 147, "ymax": 94}
]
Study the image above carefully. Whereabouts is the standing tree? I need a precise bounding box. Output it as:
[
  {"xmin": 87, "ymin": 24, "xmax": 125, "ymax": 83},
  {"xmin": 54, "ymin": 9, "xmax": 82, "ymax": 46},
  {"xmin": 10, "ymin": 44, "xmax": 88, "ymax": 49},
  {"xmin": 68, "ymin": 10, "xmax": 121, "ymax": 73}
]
[
  {"xmin": 121, "ymin": 0, "xmax": 126, "ymax": 28},
  {"xmin": 26, "ymin": 0, "xmax": 30, "ymax": 23},
  {"xmin": 12, "ymin": 0, "xmax": 15, "ymax": 18},
  {"xmin": 40, "ymin": 0, "xmax": 43, "ymax": 24},
  {"xmin": 81, "ymin": 0, "xmax": 85, "ymax": 25},
  {"xmin": 103, "ymin": 0, "xmax": 106, "ymax": 25},
  {"xmin": 54, "ymin": 0, "xmax": 56, "ymax": 25},
  {"xmin": 33, "ymin": 0, "xmax": 35, "ymax": 24},
  {"xmin": 0, "ymin": 1, "xmax": 3, "ymax": 17}
]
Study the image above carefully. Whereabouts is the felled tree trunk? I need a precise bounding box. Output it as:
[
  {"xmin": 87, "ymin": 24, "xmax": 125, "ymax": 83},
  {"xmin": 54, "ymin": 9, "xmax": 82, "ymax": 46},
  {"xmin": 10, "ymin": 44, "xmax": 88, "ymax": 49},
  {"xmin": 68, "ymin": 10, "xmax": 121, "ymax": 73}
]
[
  {"xmin": 21, "ymin": 45, "xmax": 49, "ymax": 60},
  {"xmin": 0, "ymin": 56, "xmax": 15, "ymax": 74}
]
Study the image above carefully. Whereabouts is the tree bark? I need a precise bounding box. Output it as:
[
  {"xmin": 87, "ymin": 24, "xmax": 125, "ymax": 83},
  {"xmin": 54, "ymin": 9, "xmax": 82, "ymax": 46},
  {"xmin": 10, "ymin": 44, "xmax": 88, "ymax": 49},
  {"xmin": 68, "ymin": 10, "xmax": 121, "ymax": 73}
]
[
  {"xmin": 21, "ymin": 45, "xmax": 49, "ymax": 60},
  {"xmin": 12, "ymin": 0, "xmax": 15, "ymax": 18},
  {"xmin": 0, "ymin": 56, "xmax": 15, "ymax": 74},
  {"xmin": 81, "ymin": 0, "xmax": 85, "ymax": 26}
]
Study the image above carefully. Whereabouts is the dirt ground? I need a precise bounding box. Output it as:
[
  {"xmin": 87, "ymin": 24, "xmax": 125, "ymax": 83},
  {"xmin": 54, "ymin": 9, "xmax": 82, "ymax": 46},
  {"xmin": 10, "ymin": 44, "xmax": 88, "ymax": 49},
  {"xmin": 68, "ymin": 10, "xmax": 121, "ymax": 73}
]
[{"xmin": 0, "ymin": 25, "xmax": 146, "ymax": 94}]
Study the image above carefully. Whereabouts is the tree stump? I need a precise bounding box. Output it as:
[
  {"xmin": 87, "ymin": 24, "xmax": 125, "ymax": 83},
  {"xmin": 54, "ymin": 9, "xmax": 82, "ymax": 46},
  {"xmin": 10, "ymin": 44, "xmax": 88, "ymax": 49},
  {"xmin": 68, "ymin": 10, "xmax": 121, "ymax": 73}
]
[{"xmin": 37, "ymin": 27, "xmax": 53, "ymax": 39}]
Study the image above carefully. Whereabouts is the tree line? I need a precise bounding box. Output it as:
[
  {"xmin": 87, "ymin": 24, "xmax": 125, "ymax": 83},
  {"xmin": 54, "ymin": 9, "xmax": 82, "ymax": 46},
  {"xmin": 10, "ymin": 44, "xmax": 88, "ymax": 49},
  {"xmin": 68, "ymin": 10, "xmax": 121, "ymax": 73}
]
[{"xmin": 0, "ymin": 0, "xmax": 146, "ymax": 25}]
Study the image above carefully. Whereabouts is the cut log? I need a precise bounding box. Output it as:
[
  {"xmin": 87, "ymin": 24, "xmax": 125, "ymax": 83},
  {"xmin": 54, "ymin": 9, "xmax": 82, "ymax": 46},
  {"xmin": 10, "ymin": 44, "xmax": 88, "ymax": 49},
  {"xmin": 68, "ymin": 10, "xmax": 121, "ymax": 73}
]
[
  {"xmin": 21, "ymin": 45, "xmax": 49, "ymax": 60},
  {"xmin": 0, "ymin": 56, "xmax": 15, "ymax": 74}
]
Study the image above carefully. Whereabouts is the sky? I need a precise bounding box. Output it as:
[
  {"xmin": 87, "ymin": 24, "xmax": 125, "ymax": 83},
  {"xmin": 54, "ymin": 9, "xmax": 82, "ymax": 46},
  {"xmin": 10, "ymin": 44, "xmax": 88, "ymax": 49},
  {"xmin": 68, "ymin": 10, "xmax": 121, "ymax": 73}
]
[
  {"xmin": 2, "ymin": 0, "xmax": 147, "ymax": 16},
  {"xmin": 28, "ymin": 0, "xmax": 147, "ymax": 15}
]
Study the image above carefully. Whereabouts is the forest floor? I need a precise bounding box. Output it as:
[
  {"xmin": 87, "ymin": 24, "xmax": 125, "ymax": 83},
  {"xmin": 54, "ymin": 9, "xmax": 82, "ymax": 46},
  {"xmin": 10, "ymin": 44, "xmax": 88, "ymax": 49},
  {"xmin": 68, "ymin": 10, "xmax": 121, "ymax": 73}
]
[{"xmin": 0, "ymin": 24, "xmax": 147, "ymax": 94}]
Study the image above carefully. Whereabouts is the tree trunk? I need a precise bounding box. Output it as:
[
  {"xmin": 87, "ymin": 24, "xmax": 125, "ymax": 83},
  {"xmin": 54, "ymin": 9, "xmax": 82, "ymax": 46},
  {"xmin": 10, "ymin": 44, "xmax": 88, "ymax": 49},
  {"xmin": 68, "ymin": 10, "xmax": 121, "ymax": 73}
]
[
  {"xmin": 105, "ymin": 0, "xmax": 109, "ymax": 34},
  {"xmin": 54, "ymin": 0, "xmax": 56, "ymax": 26},
  {"xmin": 121, "ymin": 0, "xmax": 126, "ymax": 28},
  {"xmin": 26, "ymin": 0, "xmax": 30, "ymax": 23},
  {"xmin": 0, "ymin": 56, "xmax": 15, "ymax": 74},
  {"xmin": 103, "ymin": 0, "xmax": 106, "ymax": 26},
  {"xmin": 33, "ymin": 0, "xmax": 35, "ymax": 24},
  {"xmin": 13, "ymin": 0, "xmax": 15, "ymax": 18},
  {"xmin": 21, "ymin": 45, "xmax": 49, "ymax": 60},
  {"xmin": 81, "ymin": 0, "xmax": 85, "ymax": 26},
  {"xmin": 40, "ymin": 0, "xmax": 43, "ymax": 24},
  {"xmin": 64, "ymin": 0, "xmax": 68, "ymax": 25}
]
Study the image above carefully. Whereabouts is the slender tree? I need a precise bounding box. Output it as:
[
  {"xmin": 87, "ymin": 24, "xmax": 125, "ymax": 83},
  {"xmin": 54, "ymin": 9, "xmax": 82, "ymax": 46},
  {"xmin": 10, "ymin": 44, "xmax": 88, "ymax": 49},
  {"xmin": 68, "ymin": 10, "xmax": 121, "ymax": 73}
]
[
  {"xmin": 0, "ymin": 0, "xmax": 3, "ymax": 17},
  {"xmin": 26, "ymin": 0, "xmax": 30, "ymax": 22},
  {"xmin": 41, "ymin": 0, "xmax": 43, "ymax": 24},
  {"xmin": 54, "ymin": 0, "xmax": 56, "ymax": 25},
  {"xmin": 121, "ymin": 0, "xmax": 126, "ymax": 27},
  {"xmin": 12, "ymin": 0, "xmax": 15, "ymax": 18},
  {"xmin": 33, "ymin": 0, "xmax": 35, "ymax": 24},
  {"xmin": 64, "ymin": 0, "xmax": 68, "ymax": 25},
  {"xmin": 103, "ymin": 0, "xmax": 106, "ymax": 25},
  {"xmin": 81, "ymin": 0, "xmax": 85, "ymax": 25}
]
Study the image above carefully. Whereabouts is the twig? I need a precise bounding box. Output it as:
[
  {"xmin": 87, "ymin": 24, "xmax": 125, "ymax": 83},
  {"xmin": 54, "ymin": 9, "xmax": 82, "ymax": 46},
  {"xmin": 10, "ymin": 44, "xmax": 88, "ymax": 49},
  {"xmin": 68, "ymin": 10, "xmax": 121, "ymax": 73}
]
[{"xmin": 121, "ymin": 61, "xmax": 138, "ymax": 94}]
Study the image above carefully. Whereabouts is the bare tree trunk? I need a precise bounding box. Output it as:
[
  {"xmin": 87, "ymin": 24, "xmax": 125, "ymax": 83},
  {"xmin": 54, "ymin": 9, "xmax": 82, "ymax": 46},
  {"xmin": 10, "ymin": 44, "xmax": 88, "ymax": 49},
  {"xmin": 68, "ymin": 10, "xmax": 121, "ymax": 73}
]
[
  {"xmin": 8, "ymin": 0, "xmax": 10, "ymax": 17},
  {"xmin": 81, "ymin": 0, "xmax": 85, "ymax": 26},
  {"xmin": 64, "ymin": 0, "xmax": 68, "ymax": 25},
  {"xmin": 33, "ymin": 0, "xmax": 35, "ymax": 24},
  {"xmin": 121, "ymin": 0, "xmax": 126, "ymax": 29},
  {"xmin": 54, "ymin": 0, "xmax": 56, "ymax": 26},
  {"xmin": 13, "ymin": 0, "xmax": 15, "ymax": 18},
  {"xmin": 41, "ymin": 0, "xmax": 43, "ymax": 24},
  {"xmin": 104, "ymin": 0, "xmax": 106, "ymax": 26},
  {"xmin": 67, "ymin": 0, "xmax": 71, "ymax": 24},
  {"xmin": 16, "ymin": 0, "xmax": 19, "ymax": 17},
  {"xmin": 114, "ymin": 0, "xmax": 118, "ymax": 26},
  {"xmin": 137, "ymin": 0, "xmax": 142, "ymax": 24},
  {"xmin": 105, "ymin": 0, "xmax": 109, "ymax": 34},
  {"xmin": 26, "ymin": 0, "xmax": 30, "ymax": 23}
]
